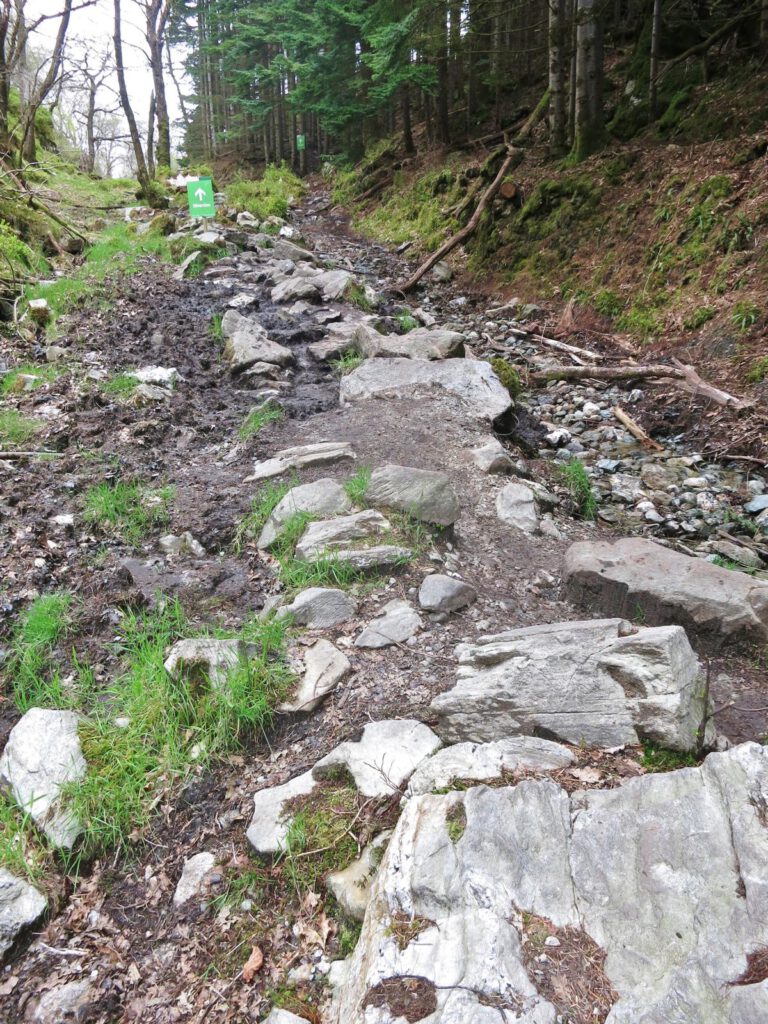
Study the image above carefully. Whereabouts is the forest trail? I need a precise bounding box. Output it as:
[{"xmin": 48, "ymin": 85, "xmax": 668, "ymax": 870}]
[{"xmin": 2, "ymin": 191, "xmax": 768, "ymax": 1023}]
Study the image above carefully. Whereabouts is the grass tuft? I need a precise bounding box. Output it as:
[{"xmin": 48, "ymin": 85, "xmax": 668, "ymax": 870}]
[
  {"xmin": 558, "ymin": 459, "xmax": 597, "ymax": 520},
  {"xmin": 83, "ymin": 481, "xmax": 174, "ymax": 544},
  {"xmin": 233, "ymin": 479, "xmax": 290, "ymax": 553},
  {"xmin": 0, "ymin": 408, "xmax": 42, "ymax": 448},
  {"xmin": 1, "ymin": 363, "xmax": 60, "ymax": 396},
  {"xmin": 8, "ymin": 592, "xmax": 72, "ymax": 711},
  {"xmin": 100, "ymin": 373, "xmax": 140, "ymax": 397},
  {"xmin": 344, "ymin": 465, "xmax": 372, "ymax": 506},
  {"xmin": 330, "ymin": 350, "xmax": 365, "ymax": 376},
  {"xmin": 238, "ymin": 402, "xmax": 283, "ymax": 440}
]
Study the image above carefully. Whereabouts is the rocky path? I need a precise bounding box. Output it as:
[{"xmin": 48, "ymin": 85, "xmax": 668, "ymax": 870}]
[{"xmin": 1, "ymin": 190, "xmax": 768, "ymax": 1023}]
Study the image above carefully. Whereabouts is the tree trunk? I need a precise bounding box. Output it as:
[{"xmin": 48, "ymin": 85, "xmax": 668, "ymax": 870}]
[
  {"xmin": 402, "ymin": 84, "xmax": 414, "ymax": 154},
  {"xmin": 571, "ymin": 0, "xmax": 605, "ymax": 161},
  {"xmin": 19, "ymin": 0, "xmax": 74, "ymax": 164},
  {"xmin": 549, "ymin": 0, "xmax": 568, "ymax": 153},
  {"xmin": 649, "ymin": 0, "xmax": 662, "ymax": 120},
  {"xmin": 147, "ymin": 92, "xmax": 156, "ymax": 178},
  {"xmin": 113, "ymin": 0, "xmax": 151, "ymax": 194}
]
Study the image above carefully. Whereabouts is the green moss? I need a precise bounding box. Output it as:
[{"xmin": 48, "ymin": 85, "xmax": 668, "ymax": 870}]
[
  {"xmin": 445, "ymin": 803, "xmax": 466, "ymax": 844},
  {"xmin": 642, "ymin": 744, "xmax": 700, "ymax": 772},
  {"xmin": 616, "ymin": 300, "xmax": 666, "ymax": 341},
  {"xmin": 489, "ymin": 357, "xmax": 521, "ymax": 398}
]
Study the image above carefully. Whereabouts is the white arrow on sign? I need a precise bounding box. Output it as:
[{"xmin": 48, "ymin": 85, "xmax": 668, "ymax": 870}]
[{"xmin": 194, "ymin": 187, "xmax": 207, "ymax": 201}]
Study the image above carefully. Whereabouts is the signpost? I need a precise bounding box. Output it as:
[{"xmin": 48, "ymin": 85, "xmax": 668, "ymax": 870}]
[
  {"xmin": 296, "ymin": 134, "xmax": 306, "ymax": 151},
  {"xmin": 186, "ymin": 177, "xmax": 216, "ymax": 219}
]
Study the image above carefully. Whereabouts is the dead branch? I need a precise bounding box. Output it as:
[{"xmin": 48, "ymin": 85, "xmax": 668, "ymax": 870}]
[
  {"xmin": 400, "ymin": 147, "xmax": 524, "ymax": 292},
  {"xmin": 532, "ymin": 335, "xmax": 601, "ymax": 361},
  {"xmin": 612, "ymin": 405, "xmax": 664, "ymax": 451},
  {"xmin": 670, "ymin": 357, "xmax": 752, "ymax": 411}
]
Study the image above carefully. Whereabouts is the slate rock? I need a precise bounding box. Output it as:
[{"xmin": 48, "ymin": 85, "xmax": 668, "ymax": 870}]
[
  {"xmin": 355, "ymin": 599, "xmax": 422, "ymax": 648},
  {"xmin": 0, "ymin": 708, "xmax": 86, "ymax": 849},
  {"xmin": 173, "ymin": 852, "xmax": 216, "ymax": 907},
  {"xmin": 245, "ymin": 441, "xmax": 354, "ymax": 482},
  {"xmin": 323, "ymin": 545, "xmax": 412, "ymax": 571},
  {"xmin": 284, "ymin": 587, "xmax": 356, "ymax": 628},
  {"xmin": 27, "ymin": 980, "xmax": 95, "ymax": 1024},
  {"xmin": 405, "ymin": 736, "xmax": 575, "ymax": 797},
  {"xmin": 280, "ymin": 639, "xmax": 351, "ymax": 712},
  {"xmin": 356, "ymin": 327, "xmax": 465, "ymax": 361},
  {"xmin": 164, "ymin": 638, "xmax": 246, "ymax": 689},
  {"xmin": 326, "ymin": 831, "xmax": 392, "ymax": 921},
  {"xmin": 565, "ymin": 537, "xmax": 768, "ymax": 645},
  {"xmin": 0, "ymin": 869, "xmax": 46, "ymax": 959},
  {"xmin": 247, "ymin": 720, "xmax": 440, "ymax": 853},
  {"xmin": 366, "ymin": 464, "xmax": 459, "ymax": 526},
  {"xmin": 294, "ymin": 510, "xmax": 390, "ymax": 561},
  {"xmin": 258, "ymin": 478, "xmax": 352, "ymax": 549},
  {"xmin": 496, "ymin": 481, "xmax": 539, "ymax": 534},
  {"xmin": 340, "ymin": 357, "xmax": 513, "ymax": 423},
  {"xmin": 332, "ymin": 742, "xmax": 768, "ymax": 1024},
  {"xmin": 470, "ymin": 439, "xmax": 512, "ymax": 474},
  {"xmin": 271, "ymin": 276, "xmax": 321, "ymax": 304},
  {"xmin": 430, "ymin": 618, "xmax": 712, "ymax": 751},
  {"xmin": 418, "ymin": 574, "xmax": 477, "ymax": 612}
]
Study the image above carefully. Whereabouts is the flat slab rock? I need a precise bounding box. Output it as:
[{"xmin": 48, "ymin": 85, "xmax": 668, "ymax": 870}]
[
  {"xmin": 331, "ymin": 742, "xmax": 768, "ymax": 1024},
  {"xmin": 564, "ymin": 537, "xmax": 768, "ymax": 646},
  {"xmin": 246, "ymin": 720, "xmax": 440, "ymax": 854},
  {"xmin": 355, "ymin": 599, "xmax": 422, "ymax": 649},
  {"xmin": 496, "ymin": 481, "xmax": 540, "ymax": 534},
  {"xmin": 405, "ymin": 736, "xmax": 575, "ymax": 798},
  {"xmin": 0, "ymin": 708, "xmax": 86, "ymax": 849},
  {"xmin": 173, "ymin": 852, "xmax": 216, "ymax": 907},
  {"xmin": 245, "ymin": 441, "xmax": 354, "ymax": 482},
  {"xmin": 164, "ymin": 638, "xmax": 248, "ymax": 689},
  {"xmin": 366, "ymin": 464, "xmax": 459, "ymax": 526},
  {"xmin": 258, "ymin": 478, "xmax": 352, "ymax": 549},
  {"xmin": 0, "ymin": 869, "xmax": 46, "ymax": 959},
  {"xmin": 430, "ymin": 618, "xmax": 713, "ymax": 752},
  {"xmin": 340, "ymin": 357, "xmax": 512, "ymax": 423},
  {"xmin": 294, "ymin": 509, "xmax": 390, "ymax": 561},
  {"xmin": 284, "ymin": 587, "xmax": 356, "ymax": 628},
  {"xmin": 325, "ymin": 544, "xmax": 412, "ymax": 571}
]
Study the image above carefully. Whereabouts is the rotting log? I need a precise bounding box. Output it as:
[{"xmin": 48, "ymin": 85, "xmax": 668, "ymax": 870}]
[{"xmin": 400, "ymin": 147, "xmax": 524, "ymax": 292}]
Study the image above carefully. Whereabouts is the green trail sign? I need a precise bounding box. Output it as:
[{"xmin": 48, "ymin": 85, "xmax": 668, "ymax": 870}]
[
  {"xmin": 186, "ymin": 177, "xmax": 216, "ymax": 219},
  {"xmin": 296, "ymin": 134, "xmax": 306, "ymax": 151}
]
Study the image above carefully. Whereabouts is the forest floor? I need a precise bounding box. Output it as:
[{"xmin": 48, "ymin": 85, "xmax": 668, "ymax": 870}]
[{"xmin": 0, "ymin": 183, "xmax": 767, "ymax": 1023}]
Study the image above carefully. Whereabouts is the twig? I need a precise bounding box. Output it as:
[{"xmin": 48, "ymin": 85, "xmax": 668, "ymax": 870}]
[{"xmin": 612, "ymin": 406, "xmax": 664, "ymax": 452}]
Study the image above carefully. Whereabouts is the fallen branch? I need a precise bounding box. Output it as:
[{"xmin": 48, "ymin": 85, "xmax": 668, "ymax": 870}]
[
  {"xmin": 533, "ymin": 335, "xmax": 601, "ymax": 361},
  {"xmin": 0, "ymin": 450, "xmax": 62, "ymax": 458},
  {"xmin": 530, "ymin": 361, "xmax": 746, "ymax": 407},
  {"xmin": 613, "ymin": 405, "xmax": 663, "ymax": 451},
  {"xmin": 670, "ymin": 357, "xmax": 752, "ymax": 411},
  {"xmin": 354, "ymin": 176, "xmax": 393, "ymax": 203},
  {"xmin": 400, "ymin": 146, "xmax": 524, "ymax": 292}
]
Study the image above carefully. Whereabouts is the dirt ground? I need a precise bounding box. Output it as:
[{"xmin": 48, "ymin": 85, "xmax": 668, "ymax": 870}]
[{"xmin": 1, "ymin": 194, "xmax": 767, "ymax": 1023}]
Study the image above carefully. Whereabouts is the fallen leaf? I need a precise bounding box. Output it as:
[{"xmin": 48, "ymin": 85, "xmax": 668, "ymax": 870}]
[{"xmin": 242, "ymin": 945, "xmax": 264, "ymax": 983}]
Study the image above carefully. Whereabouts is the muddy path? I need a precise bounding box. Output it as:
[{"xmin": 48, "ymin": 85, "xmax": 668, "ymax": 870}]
[{"xmin": 1, "ymin": 189, "xmax": 767, "ymax": 1023}]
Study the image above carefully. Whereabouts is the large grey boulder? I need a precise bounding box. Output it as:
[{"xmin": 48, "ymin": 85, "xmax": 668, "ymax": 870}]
[
  {"xmin": 246, "ymin": 720, "xmax": 440, "ymax": 854},
  {"xmin": 294, "ymin": 509, "xmax": 391, "ymax": 561},
  {"xmin": 314, "ymin": 269, "xmax": 354, "ymax": 301},
  {"xmin": 0, "ymin": 869, "xmax": 46, "ymax": 959},
  {"xmin": 496, "ymin": 481, "xmax": 540, "ymax": 534},
  {"xmin": 564, "ymin": 537, "xmax": 768, "ymax": 645},
  {"xmin": 355, "ymin": 599, "xmax": 422, "ymax": 649},
  {"xmin": 245, "ymin": 442, "xmax": 354, "ymax": 483},
  {"xmin": 340, "ymin": 357, "xmax": 513, "ymax": 423},
  {"xmin": 430, "ymin": 618, "xmax": 712, "ymax": 751},
  {"xmin": 332, "ymin": 743, "xmax": 768, "ymax": 1024},
  {"xmin": 366, "ymin": 464, "xmax": 460, "ymax": 526},
  {"xmin": 355, "ymin": 327, "xmax": 465, "ymax": 361},
  {"xmin": 0, "ymin": 708, "xmax": 86, "ymax": 849},
  {"xmin": 279, "ymin": 639, "xmax": 351, "ymax": 713},
  {"xmin": 405, "ymin": 736, "xmax": 575, "ymax": 798},
  {"xmin": 284, "ymin": 587, "xmax": 356, "ymax": 628},
  {"xmin": 258, "ymin": 478, "xmax": 352, "ymax": 549},
  {"xmin": 419, "ymin": 574, "xmax": 477, "ymax": 612},
  {"xmin": 221, "ymin": 310, "xmax": 294, "ymax": 372}
]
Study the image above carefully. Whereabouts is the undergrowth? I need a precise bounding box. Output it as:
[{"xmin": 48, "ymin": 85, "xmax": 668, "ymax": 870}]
[
  {"xmin": 225, "ymin": 164, "xmax": 306, "ymax": 221},
  {"xmin": 7, "ymin": 592, "xmax": 72, "ymax": 711},
  {"xmin": 330, "ymin": 350, "xmax": 365, "ymax": 376}
]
